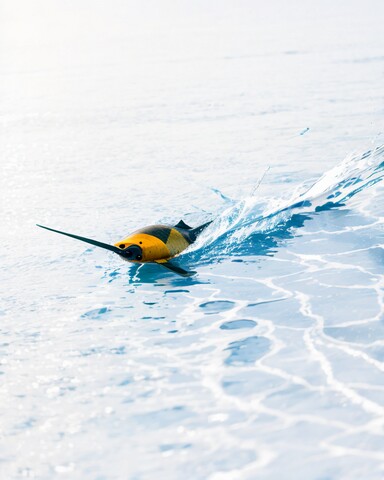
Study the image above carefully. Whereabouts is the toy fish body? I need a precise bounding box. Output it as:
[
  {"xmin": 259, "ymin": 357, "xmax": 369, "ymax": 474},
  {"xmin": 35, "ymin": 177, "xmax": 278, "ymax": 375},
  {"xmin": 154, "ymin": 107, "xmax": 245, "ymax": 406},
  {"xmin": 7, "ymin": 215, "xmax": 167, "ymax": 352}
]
[
  {"xmin": 114, "ymin": 220, "xmax": 207, "ymax": 262},
  {"xmin": 37, "ymin": 220, "xmax": 211, "ymax": 276}
]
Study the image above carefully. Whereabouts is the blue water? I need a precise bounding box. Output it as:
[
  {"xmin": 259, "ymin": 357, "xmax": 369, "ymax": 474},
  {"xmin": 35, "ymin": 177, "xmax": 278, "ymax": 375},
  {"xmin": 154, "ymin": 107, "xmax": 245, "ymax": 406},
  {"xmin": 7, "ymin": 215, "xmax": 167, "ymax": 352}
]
[{"xmin": 1, "ymin": 1, "xmax": 384, "ymax": 479}]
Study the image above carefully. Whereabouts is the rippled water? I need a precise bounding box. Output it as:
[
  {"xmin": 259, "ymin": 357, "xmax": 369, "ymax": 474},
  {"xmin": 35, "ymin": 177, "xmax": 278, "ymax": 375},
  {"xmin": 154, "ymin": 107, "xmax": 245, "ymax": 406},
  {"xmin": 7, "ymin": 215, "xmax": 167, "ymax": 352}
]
[{"xmin": 1, "ymin": 1, "xmax": 384, "ymax": 479}]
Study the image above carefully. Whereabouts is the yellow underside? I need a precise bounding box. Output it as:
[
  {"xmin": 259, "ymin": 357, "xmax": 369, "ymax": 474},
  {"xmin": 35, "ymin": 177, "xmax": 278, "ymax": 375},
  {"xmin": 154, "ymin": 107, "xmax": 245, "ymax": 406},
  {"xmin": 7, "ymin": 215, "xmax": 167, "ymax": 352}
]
[{"xmin": 114, "ymin": 228, "xmax": 190, "ymax": 262}]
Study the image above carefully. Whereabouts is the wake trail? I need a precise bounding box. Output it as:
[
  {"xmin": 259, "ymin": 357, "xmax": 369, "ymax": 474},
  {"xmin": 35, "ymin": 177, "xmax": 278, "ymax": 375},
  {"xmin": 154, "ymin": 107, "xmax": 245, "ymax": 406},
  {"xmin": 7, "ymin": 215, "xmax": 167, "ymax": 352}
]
[{"xmin": 183, "ymin": 145, "xmax": 384, "ymax": 263}]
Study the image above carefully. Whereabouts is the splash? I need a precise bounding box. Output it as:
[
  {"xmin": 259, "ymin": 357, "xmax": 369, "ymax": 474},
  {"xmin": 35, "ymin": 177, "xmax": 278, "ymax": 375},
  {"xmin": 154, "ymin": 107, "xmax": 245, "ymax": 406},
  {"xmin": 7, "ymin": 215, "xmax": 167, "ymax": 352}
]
[{"xmin": 184, "ymin": 145, "xmax": 384, "ymax": 264}]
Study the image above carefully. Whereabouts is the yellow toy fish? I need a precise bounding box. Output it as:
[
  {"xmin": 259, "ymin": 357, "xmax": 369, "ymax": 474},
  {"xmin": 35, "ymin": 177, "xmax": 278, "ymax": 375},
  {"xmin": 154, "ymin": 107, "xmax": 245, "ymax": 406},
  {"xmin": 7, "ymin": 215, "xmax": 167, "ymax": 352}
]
[{"xmin": 37, "ymin": 220, "xmax": 211, "ymax": 276}]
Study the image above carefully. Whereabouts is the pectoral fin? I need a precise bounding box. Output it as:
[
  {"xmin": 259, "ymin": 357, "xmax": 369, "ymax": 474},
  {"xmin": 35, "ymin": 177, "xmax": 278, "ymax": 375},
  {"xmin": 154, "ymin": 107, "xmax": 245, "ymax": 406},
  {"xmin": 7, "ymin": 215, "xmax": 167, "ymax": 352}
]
[{"xmin": 154, "ymin": 260, "xmax": 196, "ymax": 277}]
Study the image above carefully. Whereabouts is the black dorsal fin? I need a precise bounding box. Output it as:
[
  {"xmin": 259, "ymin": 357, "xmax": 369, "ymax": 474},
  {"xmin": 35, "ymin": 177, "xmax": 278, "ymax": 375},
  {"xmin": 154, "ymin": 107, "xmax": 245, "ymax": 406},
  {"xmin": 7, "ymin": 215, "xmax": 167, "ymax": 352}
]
[{"xmin": 174, "ymin": 219, "xmax": 192, "ymax": 230}]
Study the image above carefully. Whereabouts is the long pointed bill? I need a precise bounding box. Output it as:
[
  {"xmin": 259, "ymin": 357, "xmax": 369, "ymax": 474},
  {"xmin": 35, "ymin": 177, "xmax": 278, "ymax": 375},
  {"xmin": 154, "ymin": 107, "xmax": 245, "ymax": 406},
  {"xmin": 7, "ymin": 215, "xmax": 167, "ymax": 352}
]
[{"xmin": 36, "ymin": 224, "xmax": 122, "ymax": 254}]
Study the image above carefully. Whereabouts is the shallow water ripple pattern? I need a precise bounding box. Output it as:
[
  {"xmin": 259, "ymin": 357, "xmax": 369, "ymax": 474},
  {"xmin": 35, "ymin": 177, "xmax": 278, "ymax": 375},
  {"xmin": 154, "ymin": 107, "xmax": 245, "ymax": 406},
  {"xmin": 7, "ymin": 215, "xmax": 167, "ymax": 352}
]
[{"xmin": 1, "ymin": 187, "xmax": 383, "ymax": 478}]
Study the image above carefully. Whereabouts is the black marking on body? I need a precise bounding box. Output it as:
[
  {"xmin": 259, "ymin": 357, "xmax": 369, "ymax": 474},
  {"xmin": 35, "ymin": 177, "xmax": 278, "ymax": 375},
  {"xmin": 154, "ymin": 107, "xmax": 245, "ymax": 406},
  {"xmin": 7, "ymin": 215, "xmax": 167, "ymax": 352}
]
[
  {"xmin": 139, "ymin": 226, "xmax": 172, "ymax": 244},
  {"xmin": 173, "ymin": 227, "xmax": 193, "ymax": 245}
]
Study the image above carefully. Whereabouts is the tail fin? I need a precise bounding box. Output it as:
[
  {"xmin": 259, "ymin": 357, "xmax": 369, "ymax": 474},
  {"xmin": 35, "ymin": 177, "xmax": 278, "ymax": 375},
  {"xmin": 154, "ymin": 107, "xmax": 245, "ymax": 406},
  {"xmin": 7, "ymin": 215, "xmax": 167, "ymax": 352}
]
[{"xmin": 189, "ymin": 221, "xmax": 212, "ymax": 241}]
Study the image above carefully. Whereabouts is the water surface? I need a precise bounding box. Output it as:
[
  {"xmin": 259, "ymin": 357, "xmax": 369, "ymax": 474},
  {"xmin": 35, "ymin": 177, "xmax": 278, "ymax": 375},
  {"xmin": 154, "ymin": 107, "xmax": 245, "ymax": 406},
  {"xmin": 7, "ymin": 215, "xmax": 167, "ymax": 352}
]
[{"xmin": 1, "ymin": 1, "xmax": 384, "ymax": 479}]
